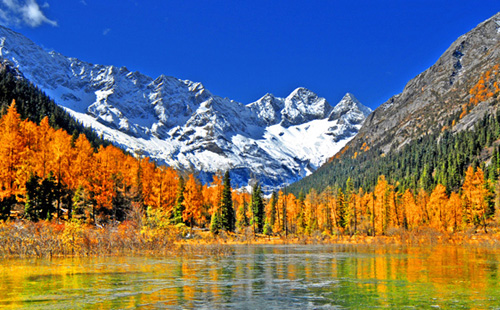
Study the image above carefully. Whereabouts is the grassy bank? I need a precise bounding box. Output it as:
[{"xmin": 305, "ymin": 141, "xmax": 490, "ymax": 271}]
[
  {"xmin": 0, "ymin": 220, "xmax": 233, "ymax": 258},
  {"xmin": 2, "ymin": 219, "xmax": 500, "ymax": 258}
]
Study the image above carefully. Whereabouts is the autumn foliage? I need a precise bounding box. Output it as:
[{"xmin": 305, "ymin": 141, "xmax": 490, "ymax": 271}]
[
  {"xmin": 0, "ymin": 100, "xmax": 499, "ymax": 249},
  {"xmin": 0, "ymin": 101, "xmax": 230, "ymax": 229},
  {"xmin": 460, "ymin": 64, "xmax": 500, "ymax": 119}
]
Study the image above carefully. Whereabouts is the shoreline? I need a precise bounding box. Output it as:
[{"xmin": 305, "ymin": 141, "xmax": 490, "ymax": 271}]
[{"xmin": 2, "ymin": 220, "xmax": 500, "ymax": 258}]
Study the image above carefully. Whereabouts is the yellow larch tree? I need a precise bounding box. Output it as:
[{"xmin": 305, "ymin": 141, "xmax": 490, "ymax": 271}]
[
  {"xmin": 374, "ymin": 175, "xmax": 389, "ymax": 235},
  {"xmin": 90, "ymin": 146, "xmax": 117, "ymax": 222},
  {"xmin": 273, "ymin": 190, "xmax": 286, "ymax": 234},
  {"xmin": 402, "ymin": 189, "xmax": 419, "ymax": 230},
  {"xmin": 462, "ymin": 166, "xmax": 489, "ymax": 230},
  {"xmin": 182, "ymin": 173, "xmax": 203, "ymax": 230},
  {"xmin": 52, "ymin": 128, "xmax": 74, "ymax": 219},
  {"xmin": 447, "ymin": 192, "xmax": 463, "ymax": 232},
  {"xmin": 304, "ymin": 189, "xmax": 319, "ymax": 234},
  {"xmin": 33, "ymin": 117, "xmax": 55, "ymax": 178},
  {"xmin": 428, "ymin": 184, "xmax": 448, "ymax": 230},
  {"xmin": 139, "ymin": 157, "xmax": 156, "ymax": 209},
  {"xmin": 0, "ymin": 100, "xmax": 26, "ymax": 200},
  {"xmin": 416, "ymin": 188, "xmax": 430, "ymax": 226}
]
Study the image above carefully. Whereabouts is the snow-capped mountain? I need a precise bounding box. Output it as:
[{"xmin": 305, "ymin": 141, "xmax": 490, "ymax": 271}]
[{"xmin": 0, "ymin": 25, "xmax": 371, "ymax": 189}]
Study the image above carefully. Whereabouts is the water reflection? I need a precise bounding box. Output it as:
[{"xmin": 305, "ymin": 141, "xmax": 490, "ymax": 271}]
[{"xmin": 1, "ymin": 245, "xmax": 500, "ymax": 309}]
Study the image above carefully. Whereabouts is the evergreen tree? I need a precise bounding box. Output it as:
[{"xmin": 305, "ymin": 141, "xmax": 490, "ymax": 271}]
[
  {"xmin": 172, "ymin": 176, "xmax": 185, "ymax": 225},
  {"xmin": 210, "ymin": 209, "xmax": 222, "ymax": 234},
  {"xmin": 269, "ymin": 191, "xmax": 278, "ymax": 228},
  {"xmin": 25, "ymin": 174, "xmax": 38, "ymax": 221},
  {"xmin": 40, "ymin": 172, "xmax": 58, "ymax": 220},
  {"xmin": 25, "ymin": 172, "xmax": 57, "ymax": 221},
  {"xmin": 236, "ymin": 197, "xmax": 250, "ymax": 229},
  {"xmin": 220, "ymin": 171, "xmax": 235, "ymax": 232},
  {"xmin": 251, "ymin": 183, "xmax": 265, "ymax": 233}
]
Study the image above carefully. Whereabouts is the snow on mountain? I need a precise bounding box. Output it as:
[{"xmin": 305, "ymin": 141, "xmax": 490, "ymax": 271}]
[{"xmin": 0, "ymin": 25, "xmax": 371, "ymax": 189}]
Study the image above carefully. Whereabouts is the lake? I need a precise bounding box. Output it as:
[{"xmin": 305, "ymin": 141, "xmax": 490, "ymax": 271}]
[{"xmin": 1, "ymin": 244, "xmax": 500, "ymax": 309}]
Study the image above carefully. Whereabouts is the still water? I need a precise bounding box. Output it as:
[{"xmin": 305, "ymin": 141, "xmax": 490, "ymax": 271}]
[{"xmin": 1, "ymin": 244, "xmax": 500, "ymax": 309}]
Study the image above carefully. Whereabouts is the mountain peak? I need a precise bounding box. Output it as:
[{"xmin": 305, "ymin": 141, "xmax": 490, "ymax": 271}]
[
  {"xmin": 285, "ymin": 87, "xmax": 318, "ymax": 102},
  {"xmin": 0, "ymin": 24, "xmax": 370, "ymax": 190},
  {"xmin": 281, "ymin": 87, "xmax": 332, "ymax": 127},
  {"xmin": 247, "ymin": 92, "xmax": 285, "ymax": 126},
  {"xmin": 342, "ymin": 92, "xmax": 357, "ymax": 101},
  {"xmin": 333, "ymin": 93, "xmax": 372, "ymax": 117}
]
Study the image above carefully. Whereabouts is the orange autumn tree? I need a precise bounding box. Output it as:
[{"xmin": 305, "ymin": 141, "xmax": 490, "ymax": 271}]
[
  {"xmin": 428, "ymin": 184, "xmax": 448, "ymax": 230},
  {"xmin": 0, "ymin": 101, "xmax": 25, "ymax": 205},
  {"xmin": 161, "ymin": 167, "xmax": 179, "ymax": 212},
  {"xmin": 462, "ymin": 166, "xmax": 490, "ymax": 231},
  {"xmin": 461, "ymin": 64, "xmax": 500, "ymax": 118},
  {"xmin": 71, "ymin": 134, "xmax": 95, "ymax": 218},
  {"xmin": 304, "ymin": 189, "xmax": 319, "ymax": 234},
  {"xmin": 273, "ymin": 190, "xmax": 286, "ymax": 234},
  {"xmin": 317, "ymin": 190, "xmax": 333, "ymax": 234},
  {"xmin": 32, "ymin": 117, "xmax": 55, "ymax": 179},
  {"xmin": 204, "ymin": 173, "xmax": 223, "ymax": 220},
  {"xmin": 90, "ymin": 146, "xmax": 118, "ymax": 222},
  {"xmin": 402, "ymin": 189, "xmax": 419, "ymax": 230},
  {"xmin": 416, "ymin": 188, "xmax": 430, "ymax": 226},
  {"xmin": 373, "ymin": 175, "xmax": 390, "ymax": 235},
  {"xmin": 138, "ymin": 157, "xmax": 156, "ymax": 209},
  {"xmin": 52, "ymin": 128, "xmax": 74, "ymax": 218},
  {"xmin": 447, "ymin": 192, "xmax": 463, "ymax": 232},
  {"xmin": 182, "ymin": 173, "xmax": 203, "ymax": 230},
  {"xmin": 284, "ymin": 193, "xmax": 297, "ymax": 235}
]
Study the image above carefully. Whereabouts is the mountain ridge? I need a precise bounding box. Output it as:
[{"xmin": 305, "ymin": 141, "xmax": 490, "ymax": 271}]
[
  {"xmin": 353, "ymin": 11, "xmax": 500, "ymax": 154},
  {"xmin": 0, "ymin": 25, "xmax": 371, "ymax": 189}
]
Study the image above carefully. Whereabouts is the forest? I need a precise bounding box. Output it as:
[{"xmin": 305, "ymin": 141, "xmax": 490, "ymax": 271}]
[
  {"xmin": 0, "ymin": 98, "xmax": 498, "ymax": 238},
  {"xmin": 1, "ymin": 65, "xmax": 500, "ymax": 257}
]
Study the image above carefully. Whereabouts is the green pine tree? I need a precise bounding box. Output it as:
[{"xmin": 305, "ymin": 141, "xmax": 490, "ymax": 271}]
[
  {"xmin": 269, "ymin": 191, "xmax": 278, "ymax": 228},
  {"xmin": 220, "ymin": 171, "xmax": 235, "ymax": 232},
  {"xmin": 251, "ymin": 183, "xmax": 265, "ymax": 233},
  {"xmin": 172, "ymin": 176, "xmax": 185, "ymax": 224},
  {"xmin": 210, "ymin": 210, "xmax": 222, "ymax": 234}
]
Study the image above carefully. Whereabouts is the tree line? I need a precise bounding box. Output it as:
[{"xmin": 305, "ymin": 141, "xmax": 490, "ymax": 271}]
[
  {"xmin": 0, "ymin": 101, "xmax": 271, "ymax": 235},
  {"xmin": 4, "ymin": 93, "xmax": 493, "ymax": 236},
  {"xmin": 1, "ymin": 64, "xmax": 500, "ymax": 238}
]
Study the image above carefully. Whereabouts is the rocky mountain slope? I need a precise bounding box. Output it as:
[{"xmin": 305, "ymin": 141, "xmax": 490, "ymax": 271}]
[
  {"xmin": 0, "ymin": 25, "xmax": 371, "ymax": 189},
  {"xmin": 289, "ymin": 11, "xmax": 500, "ymax": 194},
  {"xmin": 351, "ymin": 12, "xmax": 500, "ymax": 155}
]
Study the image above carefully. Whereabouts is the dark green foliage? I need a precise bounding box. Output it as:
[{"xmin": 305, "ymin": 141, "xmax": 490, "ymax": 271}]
[
  {"xmin": 268, "ymin": 191, "xmax": 278, "ymax": 228},
  {"xmin": 25, "ymin": 172, "xmax": 59, "ymax": 221},
  {"xmin": 172, "ymin": 176, "xmax": 185, "ymax": 225},
  {"xmin": 251, "ymin": 183, "xmax": 265, "ymax": 233},
  {"xmin": 71, "ymin": 185, "xmax": 88, "ymax": 219},
  {"xmin": 289, "ymin": 107, "xmax": 500, "ymax": 196},
  {"xmin": 236, "ymin": 198, "xmax": 250, "ymax": 229},
  {"xmin": 336, "ymin": 187, "xmax": 347, "ymax": 229},
  {"xmin": 210, "ymin": 210, "xmax": 222, "ymax": 234},
  {"xmin": 111, "ymin": 181, "xmax": 130, "ymax": 222},
  {"xmin": 0, "ymin": 196, "xmax": 15, "ymax": 220},
  {"xmin": 220, "ymin": 171, "xmax": 235, "ymax": 232}
]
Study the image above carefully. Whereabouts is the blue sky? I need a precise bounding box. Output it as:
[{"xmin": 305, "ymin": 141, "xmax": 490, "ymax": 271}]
[{"xmin": 1, "ymin": 1, "xmax": 500, "ymax": 110}]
